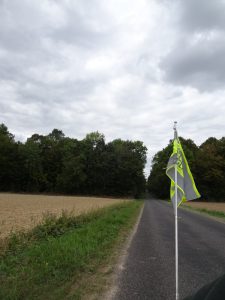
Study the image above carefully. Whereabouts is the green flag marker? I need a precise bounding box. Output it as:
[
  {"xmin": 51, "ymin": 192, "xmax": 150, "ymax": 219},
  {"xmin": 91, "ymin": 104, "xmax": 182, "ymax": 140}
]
[
  {"xmin": 166, "ymin": 126, "xmax": 200, "ymax": 208},
  {"xmin": 167, "ymin": 122, "xmax": 201, "ymax": 300}
]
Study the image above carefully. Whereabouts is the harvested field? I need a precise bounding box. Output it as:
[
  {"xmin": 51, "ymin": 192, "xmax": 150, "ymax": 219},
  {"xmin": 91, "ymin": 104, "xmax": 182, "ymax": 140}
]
[
  {"xmin": 184, "ymin": 201, "xmax": 225, "ymax": 213},
  {"xmin": 0, "ymin": 193, "xmax": 126, "ymax": 238}
]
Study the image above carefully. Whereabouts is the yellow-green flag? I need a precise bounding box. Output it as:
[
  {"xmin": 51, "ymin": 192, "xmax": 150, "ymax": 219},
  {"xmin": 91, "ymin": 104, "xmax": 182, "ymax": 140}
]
[{"xmin": 166, "ymin": 129, "xmax": 200, "ymax": 207}]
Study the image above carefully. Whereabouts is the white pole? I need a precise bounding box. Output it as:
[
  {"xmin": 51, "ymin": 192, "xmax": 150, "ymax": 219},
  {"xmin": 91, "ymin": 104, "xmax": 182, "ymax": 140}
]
[
  {"xmin": 175, "ymin": 155, "xmax": 179, "ymax": 300},
  {"xmin": 173, "ymin": 121, "xmax": 179, "ymax": 300}
]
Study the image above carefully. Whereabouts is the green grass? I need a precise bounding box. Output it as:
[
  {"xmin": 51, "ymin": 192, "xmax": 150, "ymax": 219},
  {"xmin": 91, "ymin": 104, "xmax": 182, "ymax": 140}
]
[
  {"xmin": 182, "ymin": 204, "xmax": 225, "ymax": 220},
  {"xmin": 0, "ymin": 201, "xmax": 142, "ymax": 300}
]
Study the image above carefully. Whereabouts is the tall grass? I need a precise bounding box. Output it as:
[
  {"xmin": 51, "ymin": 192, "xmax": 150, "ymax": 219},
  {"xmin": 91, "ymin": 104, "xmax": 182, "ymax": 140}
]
[{"xmin": 0, "ymin": 201, "xmax": 142, "ymax": 299}]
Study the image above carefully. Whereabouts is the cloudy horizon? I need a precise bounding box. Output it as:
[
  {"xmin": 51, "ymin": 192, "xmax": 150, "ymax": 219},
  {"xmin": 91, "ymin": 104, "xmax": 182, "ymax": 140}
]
[{"xmin": 1, "ymin": 0, "xmax": 225, "ymax": 175}]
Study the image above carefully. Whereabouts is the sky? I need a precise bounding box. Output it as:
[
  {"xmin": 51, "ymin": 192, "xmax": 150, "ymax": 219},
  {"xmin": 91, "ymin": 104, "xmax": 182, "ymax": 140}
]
[{"xmin": 1, "ymin": 0, "xmax": 225, "ymax": 176}]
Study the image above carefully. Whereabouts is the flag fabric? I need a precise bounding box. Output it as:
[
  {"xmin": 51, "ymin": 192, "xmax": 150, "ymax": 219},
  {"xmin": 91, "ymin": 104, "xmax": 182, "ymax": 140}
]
[{"xmin": 166, "ymin": 129, "xmax": 200, "ymax": 208}]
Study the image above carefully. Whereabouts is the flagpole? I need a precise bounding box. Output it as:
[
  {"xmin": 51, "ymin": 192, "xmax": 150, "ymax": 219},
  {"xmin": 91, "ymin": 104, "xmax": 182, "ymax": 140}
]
[
  {"xmin": 166, "ymin": 121, "xmax": 200, "ymax": 299},
  {"xmin": 175, "ymin": 164, "xmax": 179, "ymax": 300},
  {"xmin": 174, "ymin": 121, "xmax": 179, "ymax": 300}
]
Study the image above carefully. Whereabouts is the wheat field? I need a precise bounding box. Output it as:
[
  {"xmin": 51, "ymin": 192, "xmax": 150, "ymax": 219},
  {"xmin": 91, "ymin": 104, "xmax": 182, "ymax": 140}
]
[
  {"xmin": 0, "ymin": 193, "xmax": 125, "ymax": 238},
  {"xmin": 184, "ymin": 201, "xmax": 225, "ymax": 212}
]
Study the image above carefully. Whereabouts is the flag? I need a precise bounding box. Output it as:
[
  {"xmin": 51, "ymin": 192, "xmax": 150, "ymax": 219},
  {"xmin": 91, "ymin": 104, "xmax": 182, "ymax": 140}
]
[{"xmin": 166, "ymin": 129, "xmax": 200, "ymax": 208}]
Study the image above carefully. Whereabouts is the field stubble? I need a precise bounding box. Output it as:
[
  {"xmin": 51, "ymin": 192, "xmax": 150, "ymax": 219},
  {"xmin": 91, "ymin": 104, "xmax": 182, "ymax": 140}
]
[
  {"xmin": 0, "ymin": 193, "xmax": 125, "ymax": 238},
  {"xmin": 184, "ymin": 201, "xmax": 225, "ymax": 212}
]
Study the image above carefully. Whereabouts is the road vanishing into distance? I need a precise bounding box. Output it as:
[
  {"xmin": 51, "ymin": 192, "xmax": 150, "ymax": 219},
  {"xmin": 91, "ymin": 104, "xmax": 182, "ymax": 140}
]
[{"xmin": 112, "ymin": 199, "xmax": 225, "ymax": 300}]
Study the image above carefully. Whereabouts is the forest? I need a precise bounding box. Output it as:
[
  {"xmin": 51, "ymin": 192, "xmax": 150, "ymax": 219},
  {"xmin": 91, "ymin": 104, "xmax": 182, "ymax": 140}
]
[
  {"xmin": 1, "ymin": 122, "xmax": 225, "ymax": 201},
  {"xmin": 0, "ymin": 123, "xmax": 147, "ymax": 198},
  {"xmin": 147, "ymin": 136, "xmax": 225, "ymax": 201}
]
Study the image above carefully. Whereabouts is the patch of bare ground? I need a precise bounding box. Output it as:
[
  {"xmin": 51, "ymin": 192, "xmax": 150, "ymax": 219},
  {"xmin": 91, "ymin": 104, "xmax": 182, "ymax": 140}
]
[{"xmin": 0, "ymin": 193, "xmax": 126, "ymax": 238}]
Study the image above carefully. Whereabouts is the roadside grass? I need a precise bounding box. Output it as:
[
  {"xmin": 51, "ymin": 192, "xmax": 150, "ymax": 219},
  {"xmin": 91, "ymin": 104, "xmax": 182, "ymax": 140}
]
[
  {"xmin": 182, "ymin": 204, "xmax": 225, "ymax": 220},
  {"xmin": 0, "ymin": 201, "xmax": 143, "ymax": 300}
]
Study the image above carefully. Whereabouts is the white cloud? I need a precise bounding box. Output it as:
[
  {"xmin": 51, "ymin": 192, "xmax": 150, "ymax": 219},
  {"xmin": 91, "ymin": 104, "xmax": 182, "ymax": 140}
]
[{"xmin": 0, "ymin": 0, "xmax": 225, "ymax": 176}]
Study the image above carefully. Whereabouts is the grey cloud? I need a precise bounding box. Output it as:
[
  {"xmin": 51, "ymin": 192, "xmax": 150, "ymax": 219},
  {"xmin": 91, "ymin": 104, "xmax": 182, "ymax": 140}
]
[
  {"xmin": 178, "ymin": 0, "xmax": 225, "ymax": 32},
  {"xmin": 51, "ymin": 14, "xmax": 112, "ymax": 49},
  {"xmin": 0, "ymin": 2, "xmax": 47, "ymax": 53},
  {"xmin": 161, "ymin": 36, "xmax": 225, "ymax": 91},
  {"xmin": 0, "ymin": 0, "xmax": 116, "ymax": 103},
  {"xmin": 160, "ymin": 0, "xmax": 225, "ymax": 91},
  {"xmin": 49, "ymin": 1, "xmax": 116, "ymax": 48}
]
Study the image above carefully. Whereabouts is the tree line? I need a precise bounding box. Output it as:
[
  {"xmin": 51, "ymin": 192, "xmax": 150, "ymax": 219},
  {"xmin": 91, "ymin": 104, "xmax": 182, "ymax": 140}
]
[
  {"xmin": 0, "ymin": 124, "xmax": 147, "ymax": 198},
  {"xmin": 147, "ymin": 136, "xmax": 225, "ymax": 201}
]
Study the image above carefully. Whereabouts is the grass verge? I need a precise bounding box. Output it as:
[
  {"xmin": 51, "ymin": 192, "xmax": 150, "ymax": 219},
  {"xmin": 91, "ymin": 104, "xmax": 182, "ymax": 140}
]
[
  {"xmin": 182, "ymin": 204, "xmax": 225, "ymax": 220},
  {"xmin": 0, "ymin": 201, "xmax": 143, "ymax": 300}
]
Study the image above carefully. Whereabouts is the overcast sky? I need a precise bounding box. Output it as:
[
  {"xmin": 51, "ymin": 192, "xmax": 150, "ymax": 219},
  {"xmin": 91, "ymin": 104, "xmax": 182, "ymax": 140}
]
[{"xmin": 1, "ymin": 0, "xmax": 225, "ymax": 175}]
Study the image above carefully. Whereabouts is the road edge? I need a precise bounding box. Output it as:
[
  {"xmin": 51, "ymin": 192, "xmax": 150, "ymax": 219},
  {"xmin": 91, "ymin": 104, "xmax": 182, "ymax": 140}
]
[{"xmin": 101, "ymin": 201, "xmax": 145, "ymax": 300}]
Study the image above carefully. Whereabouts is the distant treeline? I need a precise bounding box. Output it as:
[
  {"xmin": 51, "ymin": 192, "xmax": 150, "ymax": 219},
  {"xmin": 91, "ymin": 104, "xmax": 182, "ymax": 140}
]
[
  {"xmin": 0, "ymin": 124, "xmax": 147, "ymax": 198},
  {"xmin": 147, "ymin": 137, "xmax": 225, "ymax": 201}
]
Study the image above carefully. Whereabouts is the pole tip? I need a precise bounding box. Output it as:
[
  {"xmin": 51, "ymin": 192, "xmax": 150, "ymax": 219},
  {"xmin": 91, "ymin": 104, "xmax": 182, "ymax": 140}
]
[{"xmin": 173, "ymin": 121, "xmax": 177, "ymax": 130}]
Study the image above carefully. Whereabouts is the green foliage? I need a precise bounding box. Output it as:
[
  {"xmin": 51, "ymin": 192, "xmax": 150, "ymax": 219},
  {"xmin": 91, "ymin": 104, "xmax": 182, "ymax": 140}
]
[
  {"xmin": 0, "ymin": 201, "xmax": 142, "ymax": 300},
  {"xmin": 147, "ymin": 141, "xmax": 173, "ymax": 198},
  {"xmin": 0, "ymin": 123, "xmax": 147, "ymax": 198},
  {"xmin": 0, "ymin": 124, "xmax": 24, "ymax": 191},
  {"xmin": 195, "ymin": 138, "xmax": 225, "ymax": 200},
  {"xmin": 147, "ymin": 136, "xmax": 225, "ymax": 201}
]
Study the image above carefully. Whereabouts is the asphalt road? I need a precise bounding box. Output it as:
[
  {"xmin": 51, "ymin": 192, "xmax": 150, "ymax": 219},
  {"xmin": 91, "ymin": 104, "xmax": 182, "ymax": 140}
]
[{"xmin": 113, "ymin": 199, "xmax": 225, "ymax": 300}]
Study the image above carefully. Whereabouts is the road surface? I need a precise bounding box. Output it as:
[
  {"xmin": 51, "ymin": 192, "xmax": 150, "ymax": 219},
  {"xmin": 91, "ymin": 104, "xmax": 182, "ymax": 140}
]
[{"xmin": 113, "ymin": 199, "xmax": 225, "ymax": 300}]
